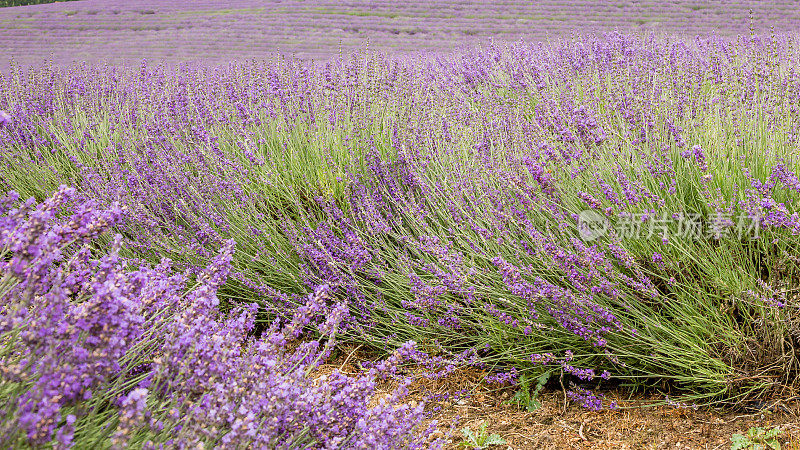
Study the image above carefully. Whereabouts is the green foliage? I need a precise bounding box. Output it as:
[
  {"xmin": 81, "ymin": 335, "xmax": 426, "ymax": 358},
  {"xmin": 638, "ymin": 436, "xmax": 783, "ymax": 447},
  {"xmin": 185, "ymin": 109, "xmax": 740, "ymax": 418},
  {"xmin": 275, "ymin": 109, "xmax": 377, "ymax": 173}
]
[
  {"xmin": 458, "ymin": 422, "xmax": 507, "ymax": 449},
  {"xmin": 508, "ymin": 371, "xmax": 551, "ymax": 412},
  {"xmin": 731, "ymin": 426, "xmax": 783, "ymax": 450}
]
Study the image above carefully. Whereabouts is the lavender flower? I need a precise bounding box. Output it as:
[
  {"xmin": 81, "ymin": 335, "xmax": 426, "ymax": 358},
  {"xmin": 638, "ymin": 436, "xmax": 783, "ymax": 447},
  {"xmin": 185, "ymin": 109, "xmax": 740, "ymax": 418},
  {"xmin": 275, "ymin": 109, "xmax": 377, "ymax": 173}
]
[{"xmin": 0, "ymin": 190, "xmax": 441, "ymax": 448}]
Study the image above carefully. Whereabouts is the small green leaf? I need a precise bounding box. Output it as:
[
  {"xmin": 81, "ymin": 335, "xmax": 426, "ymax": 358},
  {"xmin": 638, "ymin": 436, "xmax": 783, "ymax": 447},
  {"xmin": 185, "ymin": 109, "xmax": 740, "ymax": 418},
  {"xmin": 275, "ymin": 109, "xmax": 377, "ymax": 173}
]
[
  {"xmin": 730, "ymin": 426, "xmax": 782, "ymax": 450},
  {"xmin": 731, "ymin": 433, "xmax": 749, "ymax": 450},
  {"xmin": 526, "ymin": 397, "xmax": 541, "ymax": 412},
  {"xmin": 484, "ymin": 434, "xmax": 507, "ymax": 446},
  {"xmin": 535, "ymin": 371, "xmax": 551, "ymax": 388},
  {"xmin": 461, "ymin": 426, "xmax": 475, "ymax": 440}
]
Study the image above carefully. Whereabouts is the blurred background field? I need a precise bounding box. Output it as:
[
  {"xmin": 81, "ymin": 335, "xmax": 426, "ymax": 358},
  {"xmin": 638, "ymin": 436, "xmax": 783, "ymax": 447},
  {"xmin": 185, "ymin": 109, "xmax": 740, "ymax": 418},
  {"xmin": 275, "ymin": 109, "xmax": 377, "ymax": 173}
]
[{"xmin": 3, "ymin": 1, "xmax": 800, "ymax": 69}]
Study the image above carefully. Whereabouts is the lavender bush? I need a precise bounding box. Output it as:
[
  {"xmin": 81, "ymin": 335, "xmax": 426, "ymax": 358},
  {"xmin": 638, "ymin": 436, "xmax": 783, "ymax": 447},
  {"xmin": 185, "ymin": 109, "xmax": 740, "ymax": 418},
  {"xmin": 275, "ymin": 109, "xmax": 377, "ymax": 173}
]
[
  {"xmin": 0, "ymin": 187, "xmax": 440, "ymax": 448},
  {"xmin": 2, "ymin": 31, "xmax": 800, "ymax": 410}
]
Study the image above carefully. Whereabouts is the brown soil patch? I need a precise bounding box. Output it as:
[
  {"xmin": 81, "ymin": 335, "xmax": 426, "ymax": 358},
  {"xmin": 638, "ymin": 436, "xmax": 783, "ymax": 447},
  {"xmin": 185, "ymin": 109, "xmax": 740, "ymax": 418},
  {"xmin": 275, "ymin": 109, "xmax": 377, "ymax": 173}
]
[{"xmin": 318, "ymin": 345, "xmax": 800, "ymax": 449}]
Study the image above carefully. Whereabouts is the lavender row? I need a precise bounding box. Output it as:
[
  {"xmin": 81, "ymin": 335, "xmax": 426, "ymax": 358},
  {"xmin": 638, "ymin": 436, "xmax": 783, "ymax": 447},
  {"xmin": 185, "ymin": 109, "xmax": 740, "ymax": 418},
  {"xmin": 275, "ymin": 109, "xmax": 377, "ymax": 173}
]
[{"xmin": 2, "ymin": 31, "xmax": 799, "ymax": 409}]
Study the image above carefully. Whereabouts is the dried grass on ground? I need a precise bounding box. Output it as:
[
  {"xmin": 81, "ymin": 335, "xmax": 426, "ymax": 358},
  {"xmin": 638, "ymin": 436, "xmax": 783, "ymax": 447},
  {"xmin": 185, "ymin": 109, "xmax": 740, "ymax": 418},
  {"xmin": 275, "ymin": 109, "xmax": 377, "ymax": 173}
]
[{"xmin": 319, "ymin": 346, "xmax": 800, "ymax": 449}]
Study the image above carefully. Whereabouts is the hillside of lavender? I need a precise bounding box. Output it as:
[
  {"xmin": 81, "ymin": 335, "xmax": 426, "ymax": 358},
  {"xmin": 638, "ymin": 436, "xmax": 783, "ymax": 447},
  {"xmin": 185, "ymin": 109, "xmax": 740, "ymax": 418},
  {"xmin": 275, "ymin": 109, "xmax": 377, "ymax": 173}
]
[{"xmin": 3, "ymin": 15, "xmax": 800, "ymax": 449}]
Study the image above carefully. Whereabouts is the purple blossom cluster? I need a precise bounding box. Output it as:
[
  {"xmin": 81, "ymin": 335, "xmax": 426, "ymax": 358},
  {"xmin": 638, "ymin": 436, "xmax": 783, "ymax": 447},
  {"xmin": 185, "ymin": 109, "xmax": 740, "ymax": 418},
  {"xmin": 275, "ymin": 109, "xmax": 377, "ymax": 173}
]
[
  {"xmin": 567, "ymin": 384, "xmax": 617, "ymax": 412},
  {"xmin": 0, "ymin": 189, "xmax": 441, "ymax": 448}
]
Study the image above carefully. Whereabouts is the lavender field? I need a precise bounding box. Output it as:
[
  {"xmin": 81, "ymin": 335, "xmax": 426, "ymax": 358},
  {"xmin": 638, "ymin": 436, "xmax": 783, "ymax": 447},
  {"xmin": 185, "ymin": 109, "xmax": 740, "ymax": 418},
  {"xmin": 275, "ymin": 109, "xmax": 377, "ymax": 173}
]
[
  {"xmin": 3, "ymin": 1, "xmax": 800, "ymax": 449},
  {"xmin": 3, "ymin": 0, "xmax": 800, "ymax": 68}
]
